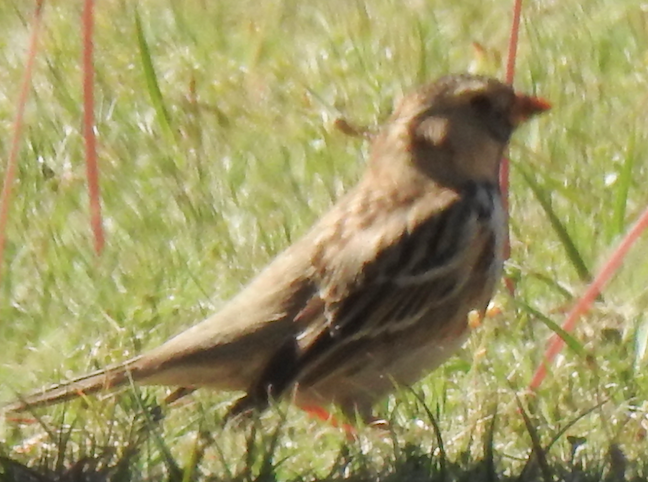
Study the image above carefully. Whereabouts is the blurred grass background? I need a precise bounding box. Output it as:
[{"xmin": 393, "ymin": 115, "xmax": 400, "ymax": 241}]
[{"xmin": 2, "ymin": 0, "xmax": 648, "ymax": 479}]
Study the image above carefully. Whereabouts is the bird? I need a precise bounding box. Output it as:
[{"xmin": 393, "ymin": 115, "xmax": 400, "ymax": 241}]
[{"xmin": 5, "ymin": 74, "xmax": 549, "ymax": 424}]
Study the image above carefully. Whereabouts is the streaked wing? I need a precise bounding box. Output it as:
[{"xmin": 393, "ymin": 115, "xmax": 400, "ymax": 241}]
[{"xmin": 295, "ymin": 182, "xmax": 500, "ymax": 386}]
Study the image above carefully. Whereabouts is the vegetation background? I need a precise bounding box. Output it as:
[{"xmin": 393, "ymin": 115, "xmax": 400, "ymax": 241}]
[{"xmin": 1, "ymin": 0, "xmax": 648, "ymax": 480}]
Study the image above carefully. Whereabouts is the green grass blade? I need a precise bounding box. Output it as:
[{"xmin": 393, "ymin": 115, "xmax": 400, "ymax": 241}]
[
  {"xmin": 134, "ymin": 8, "xmax": 174, "ymax": 142},
  {"xmin": 517, "ymin": 165, "xmax": 592, "ymax": 283},
  {"xmin": 515, "ymin": 299, "xmax": 586, "ymax": 357},
  {"xmin": 527, "ymin": 272, "xmax": 574, "ymax": 300},
  {"xmin": 635, "ymin": 314, "xmax": 648, "ymax": 368},
  {"xmin": 414, "ymin": 18, "xmax": 428, "ymax": 85},
  {"xmin": 515, "ymin": 395, "xmax": 552, "ymax": 482},
  {"xmin": 611, "ymin": 139, "xmax": 635, "ymax": 239}
]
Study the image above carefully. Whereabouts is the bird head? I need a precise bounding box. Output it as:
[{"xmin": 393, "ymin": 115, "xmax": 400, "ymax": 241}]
[{"xmin": 370, "ymin": 75, "xmax": 550, "ymax": 189}]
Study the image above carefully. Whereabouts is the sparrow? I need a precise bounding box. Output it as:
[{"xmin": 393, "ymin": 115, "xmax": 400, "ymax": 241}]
[{"xmin": 6, "ymin": 74, "xmax": 549, "ymax": 423}]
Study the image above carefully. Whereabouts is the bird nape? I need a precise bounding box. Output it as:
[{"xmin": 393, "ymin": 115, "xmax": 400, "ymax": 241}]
[{"xmin": 5, "ymin": 74, "xmax": 549, "ymax": 426}]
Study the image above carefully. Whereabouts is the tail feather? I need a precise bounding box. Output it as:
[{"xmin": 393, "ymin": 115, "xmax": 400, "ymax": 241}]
[{"xmin": 5, "ymin": 356, "xmax": 143, "ymax": 412}]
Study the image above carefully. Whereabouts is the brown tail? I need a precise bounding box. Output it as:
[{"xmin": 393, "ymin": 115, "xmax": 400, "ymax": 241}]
[{"xmin": 5, "ymin": 356, "xmax": 143, "ymax": 412}]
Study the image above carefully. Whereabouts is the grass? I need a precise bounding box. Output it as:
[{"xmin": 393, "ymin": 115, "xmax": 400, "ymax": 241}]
[{"xmin": 2, "ymin": 0, "xmax": 648, "ymax": 480}]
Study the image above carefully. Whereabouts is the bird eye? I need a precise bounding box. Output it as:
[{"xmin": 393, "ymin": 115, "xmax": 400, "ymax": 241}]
[{"xmin": 469, "ymin": 94, "xmax": 494, "ymax": 114}]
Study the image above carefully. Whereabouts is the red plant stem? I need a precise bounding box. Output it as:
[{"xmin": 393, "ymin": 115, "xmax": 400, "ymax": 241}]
[
  {"xmin": 83, "ymin": 0, "xmax": 105, "ymax": 255},
  {"xmin": 0, "ymin": 0, "xmax": 45, "ymax": 286},
  {"xmin": 506, "ymin": 0, "xmax": 523, "ymax": 84},
  {"xmin": 500, "ymin": 0, "xmax": 523, "ymax": 273},
  {"xmin": 530, "ymin": 208, "xmax": 648, "ymax": 390}
]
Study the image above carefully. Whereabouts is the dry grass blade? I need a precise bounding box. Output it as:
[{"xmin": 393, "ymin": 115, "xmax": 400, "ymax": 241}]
[{"xmin": 483, "ymin": 404, "xmax": 498, "ymax": 482}]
